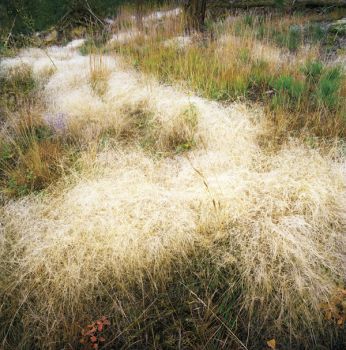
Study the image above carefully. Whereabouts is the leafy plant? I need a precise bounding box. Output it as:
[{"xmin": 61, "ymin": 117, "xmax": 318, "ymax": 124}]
[{"xmin": 80, "ymin": 316, "xmax": 110, "ymax": 350}]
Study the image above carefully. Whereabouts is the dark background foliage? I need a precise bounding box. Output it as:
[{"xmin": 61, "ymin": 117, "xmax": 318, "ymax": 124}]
[{"xmin": 0, "ymin": 0, "xmax": 164, "ymax": 36}]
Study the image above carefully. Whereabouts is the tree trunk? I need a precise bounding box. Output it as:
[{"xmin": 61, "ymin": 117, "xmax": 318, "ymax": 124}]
[{"xmin": 184, "ymin": 0, "xmax": 207, "ymax": 31}]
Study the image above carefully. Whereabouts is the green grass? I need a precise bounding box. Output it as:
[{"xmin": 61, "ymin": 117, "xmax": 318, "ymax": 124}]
[
  {"xmin": 270, "ymin": 75, "xmax": 305, "ymax": 110},
  {"xmin": 317, "ymin": 67, "xmax": 343, "ymax": 107}
]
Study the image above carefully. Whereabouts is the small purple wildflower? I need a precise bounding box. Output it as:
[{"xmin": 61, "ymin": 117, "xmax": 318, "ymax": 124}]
[{"xmin": 44, "ymin": 112, "xmax": 67, "ymax": 133}]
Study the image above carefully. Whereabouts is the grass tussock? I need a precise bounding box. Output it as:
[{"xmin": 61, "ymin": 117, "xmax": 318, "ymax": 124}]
[
  {"xmin": 89, "ymin": 54, "xmax": 112, "ymax": 96},
  {"xmin": 1, "ymin": 144, "xmax": 345, "ymax": 349},
  {"xmin": 0, "ymin": 64, "xmax": 37, "ymax": 113},
  {"xmin": 0, "ymin": 112, "xmax": 74, "ymax": 198}
]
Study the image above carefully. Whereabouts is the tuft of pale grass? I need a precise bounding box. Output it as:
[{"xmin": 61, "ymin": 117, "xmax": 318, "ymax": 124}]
[{"xmin": 1, "ymin": 140, "xmax": 344, "ymax": 348}]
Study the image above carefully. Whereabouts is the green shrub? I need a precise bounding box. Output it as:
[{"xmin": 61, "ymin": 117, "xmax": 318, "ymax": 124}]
[
  {"xmin": 272, "ymin": 75, "xmax": 305, "ymax": 98},
  {"xmin": 256, "ymin": 23, "xmax": 266, "ymax": 40},
  {"xmin": 2, "ymin": 0, "xmax": 147, "ymax": 35},
  {"xmin": 271, "ymin": 25, "xmax": 302, "ymax": 52},
  {"xmin": 274, "ymin": 0, "xmax": 285, "ymax": 8},
  {"xmin": 272, "ymin": 30, "xmax": 286, "ymax": 47}
]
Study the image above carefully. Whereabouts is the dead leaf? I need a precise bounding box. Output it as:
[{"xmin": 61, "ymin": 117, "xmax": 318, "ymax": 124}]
[
  {"xmin": 267, "ymin": 339, "xmax": 276, "ymax": 349},
  {"xmin": 326, "ymin": 311, "xmax": 332, "ymax": 320}
]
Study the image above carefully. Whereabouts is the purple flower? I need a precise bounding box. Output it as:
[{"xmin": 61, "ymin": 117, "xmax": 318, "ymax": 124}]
[{"xmin": 44, "ymin": 112, "xmax": 67, "ymax": 132}]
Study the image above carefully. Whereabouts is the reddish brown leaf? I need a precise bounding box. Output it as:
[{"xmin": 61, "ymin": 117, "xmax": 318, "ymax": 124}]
[
  {"xmin": 85, "ymin": 327, "xmax": 96, "ymax": 336},
  {"xmin": 90, "ymin": 336, "xmax": 97, "ymax": 343},
  {"xmin": 99, "ymin": 336, "xmax": 105, "ymax": 342},
  {"xmin": 97, "ymin": 324, "xmax": 103, "ymax": 332}
]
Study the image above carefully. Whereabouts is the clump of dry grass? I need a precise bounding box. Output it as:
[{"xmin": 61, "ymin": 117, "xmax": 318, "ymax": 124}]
[
  {"xmin": 0, "ymin": 64, "xmax": 37, "ymax": 113},
  {"xmin": 157, "ymin": 103, "xmax": 198, "ymax": 152},
  {"xmin": 0, "ymin": 111, "xmax": 73, "ymax": 198},
  {"xmin": 1, "ymin": 141, "xmax": 344, "ymax": 348},
  {"xmin": 89, "ymin": 54, "xmax": 112, "ymax": 96}
]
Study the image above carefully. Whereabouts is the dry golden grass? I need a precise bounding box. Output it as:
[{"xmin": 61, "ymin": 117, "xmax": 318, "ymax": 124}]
[
  {"xmin": 0, "ymin": 6, "xmax": 345, "ymax": 349},
  {"xmin": 89, "ymin": 54, "xmax": 112, "ymax": 96}
]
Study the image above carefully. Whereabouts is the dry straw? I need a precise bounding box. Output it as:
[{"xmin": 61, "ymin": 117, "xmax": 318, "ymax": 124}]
[{"xmin": 0, "ymin": 7, "xmax": 345, "ymax": 349}]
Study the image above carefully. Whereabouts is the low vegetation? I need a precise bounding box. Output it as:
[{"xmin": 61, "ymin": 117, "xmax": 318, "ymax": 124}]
[
  {"xmin": 0, "ymin": 2, "xmax": 345, "ymax": 350},
  {"xmin": 0, "ymin": 65, "xmax": 78, "ymax": 198},
  {"xmin": 106, "ymin": 6, "xmax": 346, "ymax": 141}
]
